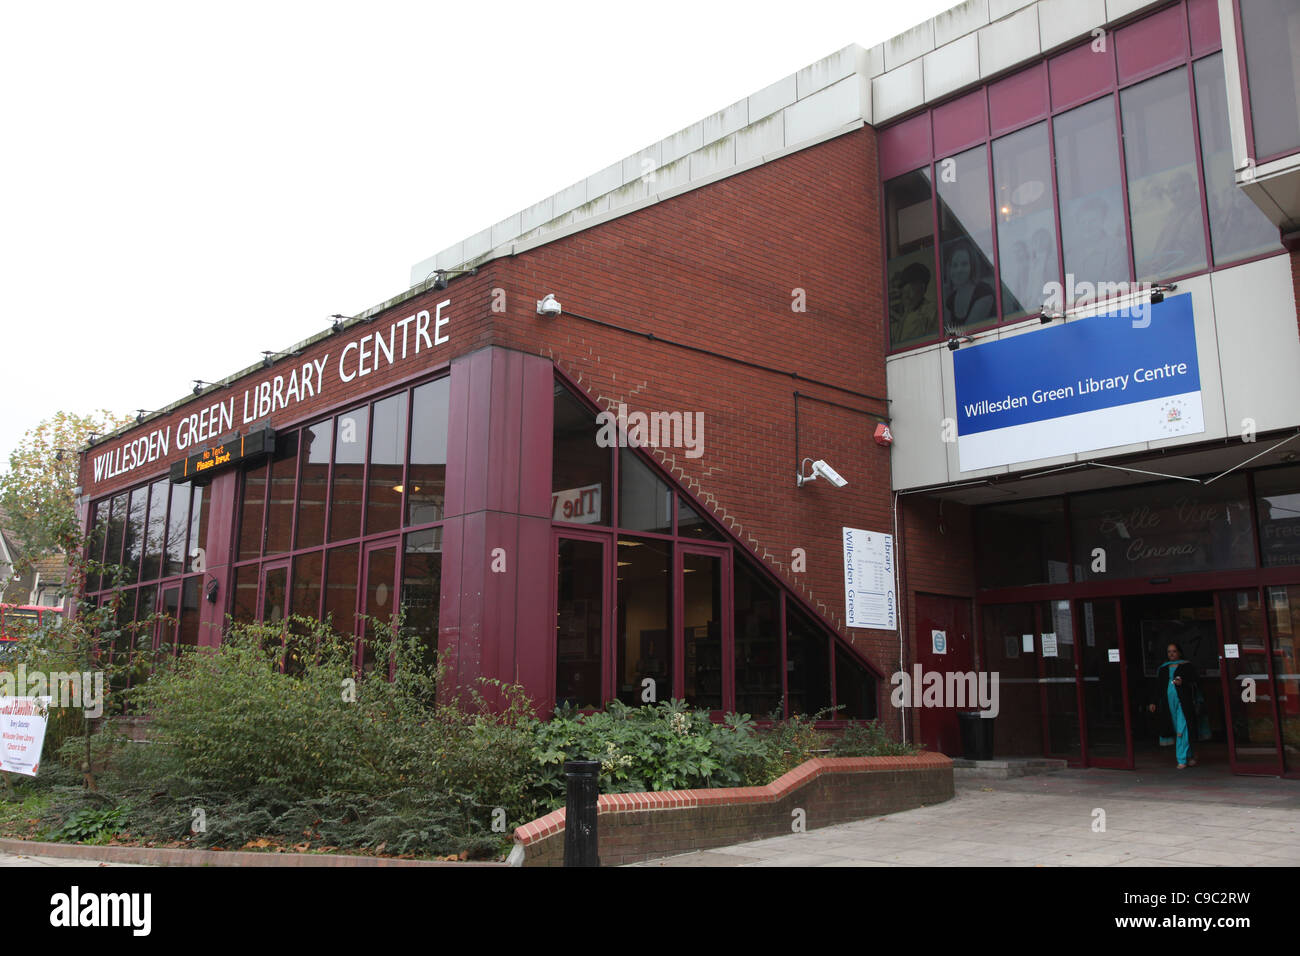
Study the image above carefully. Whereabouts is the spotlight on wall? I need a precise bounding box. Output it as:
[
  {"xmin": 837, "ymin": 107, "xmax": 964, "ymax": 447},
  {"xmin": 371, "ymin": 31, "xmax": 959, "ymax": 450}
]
[
  {"xmin": 947, "ymin": 334, "xmax": 975, "ymax": 351},
  {"xmin": 537, "ymin": 293, "xmax": 563, "ymax": 317},
  {"xmin": 433, "ymin": 271, "xmax": 449, "ymax": 291},
  {"xmin": 330, "ymin": 313, "xmax": 348, "ymax": 332},
  {"xmin": 205, "ymin": 578, "xmax": 219, "ymax": 604},
  {"xmin": 1037, "ymin": 308, "xmax": 1064, "ymax": 324},
  {"xmin": 796, "ymin": 457, "xmax": 848, "ymax": 488},
  {"xmin": 424, "ymin": 266, "xmax": 478, "ymax": 292},
  {"xmin": 261, "ymin": 349, "xmax": 301, "ymax": 368},
  {"xmin": 135, "ymin": 409, "xmax": 150, "ymax": 424},
  {"xmin": 1149, "ymin": 282, "xmax": 1177, "ymax": 304}
]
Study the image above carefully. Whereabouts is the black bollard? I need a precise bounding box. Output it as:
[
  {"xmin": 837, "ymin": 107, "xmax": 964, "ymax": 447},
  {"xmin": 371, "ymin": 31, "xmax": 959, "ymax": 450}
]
[{"xmin": 563, "ymin": 759, "xmax": 600, "ymax": 867}]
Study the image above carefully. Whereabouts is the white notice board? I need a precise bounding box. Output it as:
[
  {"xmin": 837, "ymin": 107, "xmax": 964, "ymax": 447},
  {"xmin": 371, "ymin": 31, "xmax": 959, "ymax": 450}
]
[{"xmin": 843, "ymin": 527, "xmax": 896, "ymax": 630}]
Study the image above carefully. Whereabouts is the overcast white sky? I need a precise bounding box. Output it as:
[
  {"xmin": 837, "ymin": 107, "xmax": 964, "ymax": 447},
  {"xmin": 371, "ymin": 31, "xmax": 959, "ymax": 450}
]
[{"xmin": 0, "ymin": 0, "xmax": 956, "ymax": 467}]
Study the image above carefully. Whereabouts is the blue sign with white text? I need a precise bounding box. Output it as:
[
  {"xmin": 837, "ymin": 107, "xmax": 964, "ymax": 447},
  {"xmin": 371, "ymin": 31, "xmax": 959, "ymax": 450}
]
[{"xmin": 952, "ymin": 294, "xmax": 1204, "ymax": 470}]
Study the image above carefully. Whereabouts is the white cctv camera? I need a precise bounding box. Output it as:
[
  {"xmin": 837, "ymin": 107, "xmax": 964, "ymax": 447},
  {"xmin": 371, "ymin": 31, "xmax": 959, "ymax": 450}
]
[
  {"xmin": 536, "ymin": 294, "xmax": 562, "ymax": 317},
  {"xmin": 796, "ymin": 458, "xmax": 848, "ymax": 488},
  {"xmin": 812, "ymin": 459, "xmax": 847, "ymax": 487}
]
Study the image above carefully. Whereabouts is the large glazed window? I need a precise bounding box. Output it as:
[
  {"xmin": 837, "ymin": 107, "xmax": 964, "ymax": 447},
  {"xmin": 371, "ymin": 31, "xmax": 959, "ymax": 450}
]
[
  {"xmin": 1238, "ymin": 0, "xmax": 1300, "ymax": 159},
  {"xmin": 1194, "ymin": 53, "xmax": 1282, "ymax": 264},
  {"xmin": 552, "ymin": 384, "xmax": 610, "ymax": 525},
  {"xmin": 885, "ymin": 169, "xmax": 938, "ymax": 348},
  {"xmin": 937, "ymin": 145, "xmax": 998, "ymax": 334},
  {"xmin": 1053, "ymin": 97, "xmax": 1131, "ymax": 296},
  {"xmin": 550, "ymin": 376, "xmax": 879, "ymax": 719},
  {"xmin": 1121, "ymin": 68, "xmax": 1208, "ymax": 281},
  {"xmin": 993, "ymin": 122, "xmax": 1058, "ymax": 318}
]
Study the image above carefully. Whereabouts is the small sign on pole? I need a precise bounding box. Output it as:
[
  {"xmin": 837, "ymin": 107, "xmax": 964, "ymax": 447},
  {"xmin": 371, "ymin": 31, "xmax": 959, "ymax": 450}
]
[{"xmin": 0, "ymin": 696, "xmax": 51, "ymax": 777}]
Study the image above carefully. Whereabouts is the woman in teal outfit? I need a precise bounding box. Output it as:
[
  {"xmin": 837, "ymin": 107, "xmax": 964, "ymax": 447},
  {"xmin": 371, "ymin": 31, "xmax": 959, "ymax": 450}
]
[{"xmin": 1148, "ymin": 642, "xmax": 1200, "ymax": 769}]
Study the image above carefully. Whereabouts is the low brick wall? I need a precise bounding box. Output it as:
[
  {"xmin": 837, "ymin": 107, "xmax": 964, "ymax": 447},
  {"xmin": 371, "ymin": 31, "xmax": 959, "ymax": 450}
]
[{"xmin": 513, "ymin": 753, "xmax": 953, "ymax": 867}]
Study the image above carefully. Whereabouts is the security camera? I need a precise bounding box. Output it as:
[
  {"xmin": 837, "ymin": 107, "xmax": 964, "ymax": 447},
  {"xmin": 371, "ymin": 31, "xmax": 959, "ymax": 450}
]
[
  {"xmin": 811, "ymin": 459, "xmax": 847, "ymax": 487},
  {"xmin": 796, "ymin": 458, "xmax": 848, "ymax": 488},
  {"xmin": 536, "ymin": 294, "xmax": 562, "ymax": 317}
]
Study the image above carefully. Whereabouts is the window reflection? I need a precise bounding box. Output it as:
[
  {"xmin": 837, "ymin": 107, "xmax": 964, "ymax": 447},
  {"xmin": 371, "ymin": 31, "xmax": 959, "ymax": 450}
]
[
  {"xmin": 1194, "ymin": 53, "xmax": 1282, "ymax": 264},
  {"xmin": 1054, "ymin": 98, "xmax": 1131, "ymax": 297},
  {"xmin": 885, "ymin": 169, "xmax": 938, "ymax": 348},
  {"xmin": 993, "ymin": 122, "xmax": 1059, "ymax": 318},
  {"xmin": 1121, "ymin": 68, "xmax": 1208, "ymax": 281},
  {"xmin": 937, "ymin": 146, "xmax": 998, "ymax": 333}
]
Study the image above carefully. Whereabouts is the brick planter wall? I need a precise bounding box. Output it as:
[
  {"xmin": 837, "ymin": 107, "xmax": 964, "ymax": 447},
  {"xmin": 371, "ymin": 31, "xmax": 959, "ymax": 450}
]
[{"xmin": 513, "ymin": 752, "xmax": 952, "ymax": 867}]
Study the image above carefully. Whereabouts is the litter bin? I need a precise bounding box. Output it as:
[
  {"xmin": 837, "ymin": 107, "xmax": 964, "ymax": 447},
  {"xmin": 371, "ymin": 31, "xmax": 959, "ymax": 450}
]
[{"xmin": 957, "ymin": 711, "xmax": 994, "ymax": 761}]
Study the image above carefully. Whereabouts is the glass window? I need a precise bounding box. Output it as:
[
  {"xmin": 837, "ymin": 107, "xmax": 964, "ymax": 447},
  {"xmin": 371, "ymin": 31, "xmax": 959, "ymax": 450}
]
[
  {"xmin": 323, "ymin": 545, "xmax": 360, "ymax": 638},
  {"xmin": 231, "ymin": 565, "xmax": 258, "ymax": 625},
  {"xmin": 682, "ymin": 551, "xmax": 723, "ymax": 711},
  {"xmin": 1239, "ymin": 0, "xmax": 1300, "ymax": 159},
  {"xmin": 104, "ymin": 492, "xmax": 129, "ymax": 580},
  {"xmin": 238, "ymin": 461, "xmax": 267, "ymax": 562},
  {"xmin": 678, "ymin": 497, "xmax": 723, "ymax": 541},
  {"xmin": 885, "ymin": 169, "xmax": 938, "ymax": 348},
  {"xmin": 1256, "ymin": 466, "xmax": 1300, "ymax": 568},
  {"xmin": 556, "ymin": 538, "xmax": 604, "ymax": 709},
  {"xmin": 187, "ymin": 485, "xmax": 208, "ymax": 574},
  {"xmin": 86, "ymin": 501, "xmax": 109, "ymax": 592},
  {"xmin": 1263, "ymin": 585, "xmax": 1300, "ymax": 769},
  {"xmin": 786, "ymin": 604, "xmax": 831, "ymax": 717},
  {"xmin": 367, "ymin": 393, "xmax": 408, "ymax": 537},
  {"xmin": 141, "ymin": 479, "xmax": 168, "ymax": 582},
  {"xmin": 1121, "ymin": 68, "xmax": 1209, "ymax": 281},
  {"xmin": 835, "ymin": 645, "xmax": 877, "ymax": 720},
  {"xmin": 976, "ymin": 498, "xmax": 1070, "ymax": 588},
  {"xmin": 734, "ymin": 559, "xmax": 781, "ymax": 717},
  {"xmin": 295, "ymin": 420, "xmax": 331, "ymax": 550},
  {"xmin": 552, "ymin": 384, "xmax": 610, "ymax": 525},
  {"xmin": 1054, "ymin": 97, "xmax": 1131, "ymax": 298},
  {"xmin": 616, "ymin": 538, "xmax": 671, "ymax": 705},
  {"xmin": 177, "ymin": 577, "xmax": 202, "ymax": 650},
  {"xmin": 123, "ymin": 487, "xmax": 148, "ymax": 583},
  {"xmin": 163, "ymin": 482, "xmax": 191, "ymax": 578},
  {"xmin": 289, "ymin": 550, "xmax": 323, "ymax": 673},
  {"xmin": 1070, "ymin": 476, "xmax": 1255, "ymax": 580},
  {"xmin": 330, "ymin": 406, "xmax": 369, "ymax": 542},
  {"xmin": 618, "ymin": 449, "xmax": 671, "ymax": 534},
  {"xmin": 1194, "ymin": 53, "xmax": 1282, "ymax": 264},
  {"xmin": 360, "ymin": 546, "xmax": 396, "ymax": 677},
  {"xmin": 264, "ymin": 431, "xmax": 299, "ymax": 556},
  {"xmin": 993, "ymin": 122, "xmax": 1059, "ymax": 318},
  {"xmin": 402, "ymin": 528, "xmax": 442, "ymax": 668},
  {"xmin": 937, "ymin": 145, "xmax": 998, "ymax": 334},
  {"xmin": 408, "ymin": 377, "xmax": 450, "ymax": 526}
]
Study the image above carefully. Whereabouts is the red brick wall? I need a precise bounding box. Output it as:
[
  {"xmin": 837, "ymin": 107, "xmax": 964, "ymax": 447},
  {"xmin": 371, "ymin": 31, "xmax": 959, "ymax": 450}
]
[
  {"xmin": 515, "ymin": 754, "xmax": 953, "ymax": 866},
  {"xmin": 485, "ymin": 127, "xmax": 899, "ymax": 708}
]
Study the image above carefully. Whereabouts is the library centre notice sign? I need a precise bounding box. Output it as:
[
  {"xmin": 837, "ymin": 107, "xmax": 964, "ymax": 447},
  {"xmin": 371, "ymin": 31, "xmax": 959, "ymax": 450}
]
[
  {"xmin": 843, "ymin": 527, "xmax": 896, "ymax": 630},
  {"xmin": 952, "ymin": 294, "xmax": 1203, "ymax": 471}
]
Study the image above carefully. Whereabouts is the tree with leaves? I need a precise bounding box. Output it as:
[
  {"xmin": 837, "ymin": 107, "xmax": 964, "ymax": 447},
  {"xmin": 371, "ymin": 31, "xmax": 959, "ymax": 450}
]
[{"xmin": 0, "ymin": 410, "xmax": 132, "ymax": 560}]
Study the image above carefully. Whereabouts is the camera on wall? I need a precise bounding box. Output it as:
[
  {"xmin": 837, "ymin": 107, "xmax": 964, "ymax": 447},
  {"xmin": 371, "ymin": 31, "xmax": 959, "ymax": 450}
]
[
  {"xmin": 536, "ymin": 294, "xmax": 562, "ymax": 317},
  {"xmin": 796, "ymin": 458, "xmax": 848, "ymax": 488}
]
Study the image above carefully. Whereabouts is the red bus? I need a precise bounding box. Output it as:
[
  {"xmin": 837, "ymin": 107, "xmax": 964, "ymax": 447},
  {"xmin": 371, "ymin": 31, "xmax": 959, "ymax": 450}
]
[{"xmin": 0, "ymin": 604, "xmax": 62, "ymax": 649}]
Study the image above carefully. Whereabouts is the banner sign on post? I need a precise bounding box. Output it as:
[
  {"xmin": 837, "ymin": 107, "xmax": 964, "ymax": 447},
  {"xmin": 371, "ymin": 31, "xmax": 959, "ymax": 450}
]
[
  {"xmin": 952, "ymin": 294, "xmax": 1203, "ymax": 472},
  {"xmin": 0, "ymin": 697, "xmax": 50, "ymax": 776},
  {"xmin": 843, "ymin": 527, "xmax": 896, "ymax": 630}
]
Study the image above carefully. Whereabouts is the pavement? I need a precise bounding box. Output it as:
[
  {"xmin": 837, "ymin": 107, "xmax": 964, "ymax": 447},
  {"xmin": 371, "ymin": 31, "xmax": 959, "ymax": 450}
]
[
  {"xmin": 0, "ymin": 848, "xmax": 138, "ymax": 867},
  {"xmin": 631, "ymin": 761, "xmax": 1300, "ymax": 867}
]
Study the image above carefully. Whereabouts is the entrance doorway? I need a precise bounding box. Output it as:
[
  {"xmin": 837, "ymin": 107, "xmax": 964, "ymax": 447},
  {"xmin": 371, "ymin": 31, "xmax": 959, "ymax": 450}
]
[{"xmin": 1120, "ymin": 592, "xmax": 1229, "ymax": 772}]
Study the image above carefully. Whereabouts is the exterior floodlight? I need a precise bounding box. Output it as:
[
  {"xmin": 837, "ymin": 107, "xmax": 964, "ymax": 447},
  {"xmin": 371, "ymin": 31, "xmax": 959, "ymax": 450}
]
[
  {"xmin": 947, "ymin": 334, "xmax": 974, "ymax": 351},
  {"xmin": 1038, "ymin": 308, "xmax": 1063, "ymax": 324},
  {"xmin": 797, "ymin": 457, "xmax": 847, "ymax": 488},
  {"xmin": 433, "ymin": 271, "xmax": 449, "ymax": 291},
  {"xmin": 537, "ymin": 294, "xmax": 562, "ymax": 317}
]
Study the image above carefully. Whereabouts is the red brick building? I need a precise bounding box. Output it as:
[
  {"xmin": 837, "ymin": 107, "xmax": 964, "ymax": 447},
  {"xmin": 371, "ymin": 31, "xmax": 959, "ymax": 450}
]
[{"xmin": 78, "ymin": 0, "xmax": 1300, "ymax": 775}]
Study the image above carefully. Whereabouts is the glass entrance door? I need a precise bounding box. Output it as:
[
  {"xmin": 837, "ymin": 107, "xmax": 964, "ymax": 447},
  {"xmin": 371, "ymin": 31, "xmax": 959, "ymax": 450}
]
[
  {"xmin": 1038, "ymin": 600, "xmax": 1081, "ymax": 760},
  {"xmin": 360, "ymin": 539, "xmax": 399, "ymax": 678},
  {"xmin": 1079, "ymin": 599, "xmax": 1133, "ymax": 768},
  {"xmin": 1218, "ymin": 589, "xmax": 1284, "ymax": 773},
  {"xmin": 1264, "ymin": 586, "xmax": 1300, "ymax": 774}
]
